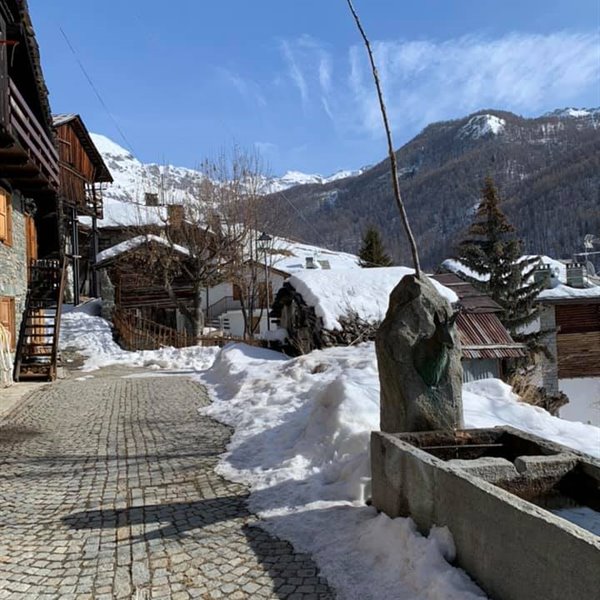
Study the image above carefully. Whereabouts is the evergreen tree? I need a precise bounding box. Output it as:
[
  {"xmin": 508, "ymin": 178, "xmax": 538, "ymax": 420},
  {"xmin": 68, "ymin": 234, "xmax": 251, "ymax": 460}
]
[
  {"xmin": 358, "ymin": 226, "xmax": 393, "ymax": 267},
  {"xmin": 456, "ymin": 177, "xmax": 547, "ymax": 359}
]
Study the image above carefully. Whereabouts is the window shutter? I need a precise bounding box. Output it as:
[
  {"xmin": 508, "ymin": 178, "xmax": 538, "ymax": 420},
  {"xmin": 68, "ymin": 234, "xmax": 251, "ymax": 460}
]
[
  {"xmin": 0, "ymin": 191, "xmax": 7, "ymax": 242},
  {"xmin": 0, "ymin": 297, "xmax": 16, "ymax": 350}
]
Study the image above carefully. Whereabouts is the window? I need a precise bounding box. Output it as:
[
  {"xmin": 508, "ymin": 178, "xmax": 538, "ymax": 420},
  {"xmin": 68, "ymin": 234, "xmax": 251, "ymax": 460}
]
[
  {"xmin": 0, "ymin": 189, "xmax": 13, "ymax": 246},
  {"xmin": 0, "ymin": 296, "xmax": 16, "ymax": 350}
]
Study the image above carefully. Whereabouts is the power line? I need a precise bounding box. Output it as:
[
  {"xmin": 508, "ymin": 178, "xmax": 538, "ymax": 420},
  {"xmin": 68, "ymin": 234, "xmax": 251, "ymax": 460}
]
[{"xmin": 59, "ymin": 26, "xmax": 137, "ymax": 156}]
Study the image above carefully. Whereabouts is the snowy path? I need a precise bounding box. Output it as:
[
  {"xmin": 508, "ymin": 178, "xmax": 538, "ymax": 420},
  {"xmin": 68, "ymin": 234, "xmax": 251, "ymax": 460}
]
[{"xmin": 0, "ymin": 370, "xmax": 334, "ymax": 599}]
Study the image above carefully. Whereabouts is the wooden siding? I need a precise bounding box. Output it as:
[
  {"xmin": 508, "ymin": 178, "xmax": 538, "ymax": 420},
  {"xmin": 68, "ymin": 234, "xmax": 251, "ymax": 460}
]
[
  {"xmin": 56, "ymin": 123, "xmax": 95, "ymax": 181},
  {"xmin": 556, "ymin": 303, "xmax": 600, "ymax": 334},
  {"xmin": 557, "ymin": 331, "xmax": 600, "ymax": 378}
]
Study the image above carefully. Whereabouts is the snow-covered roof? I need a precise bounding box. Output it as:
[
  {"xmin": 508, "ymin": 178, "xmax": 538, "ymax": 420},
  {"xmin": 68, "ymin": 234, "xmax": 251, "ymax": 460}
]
[
  {"xmin": 287, "ymin": 267, "xmax": 458, "ymax": 330},
  {"xmin": 441, "ymin": 255, "xmax": 600, "ymax": 302},
  {"xmin": 270, "ymin": 238, "xmax": 361, "ymax": 273},
  {"xmin": 96, "ymin": 234, "xmax": 189, "ymax": 265},
  {"xmin": 538, "ymin": 284, "xmax": 600, "ymax": 302}
]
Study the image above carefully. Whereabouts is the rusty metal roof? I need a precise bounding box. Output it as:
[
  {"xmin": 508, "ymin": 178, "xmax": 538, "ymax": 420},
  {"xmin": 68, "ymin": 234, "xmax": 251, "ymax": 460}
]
[
  {"xmin": 431, "ymin": 272, "xmax": 502, "ymax": 313},
  {"xmin": 457, "ymin": 312, "xmax": 526, "ymax": 359}
]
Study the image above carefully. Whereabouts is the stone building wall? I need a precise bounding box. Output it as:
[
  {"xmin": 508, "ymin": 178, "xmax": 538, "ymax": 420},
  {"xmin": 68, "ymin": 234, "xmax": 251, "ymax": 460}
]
[{"xmin": 0, "ymin": 191, "xmax": 29, "ymax": 350}]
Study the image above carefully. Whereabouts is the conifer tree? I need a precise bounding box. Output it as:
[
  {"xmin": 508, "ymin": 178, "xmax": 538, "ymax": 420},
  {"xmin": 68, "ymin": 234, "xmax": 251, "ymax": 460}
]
[
  {"xmin": 358, "ymin": 226, "xmax": 393, "ymax": 267},
  {"xmin": 456, "ymin": 177, "xmax": 547, "ymax": 358}
]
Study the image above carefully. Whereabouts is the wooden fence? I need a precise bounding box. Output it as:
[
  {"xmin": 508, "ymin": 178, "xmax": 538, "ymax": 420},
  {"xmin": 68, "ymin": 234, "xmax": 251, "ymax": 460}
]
[{"xmin": 112, "ymin": 308, "xmax": 260, "ymax": 351}]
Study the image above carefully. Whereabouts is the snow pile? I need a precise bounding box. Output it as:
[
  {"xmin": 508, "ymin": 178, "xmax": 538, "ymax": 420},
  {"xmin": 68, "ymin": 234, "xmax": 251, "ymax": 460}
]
[
  {"xmin": 458, "ymin": 114, "xmax": 506, "ymax": 139},
  {"xmin": 199, "ymin": 342, "xmax": 599, "ymax": 599},
  {"xmin": 288, "ymin": 267, "xmax": 458, "ymax": 330},
  {"xmin": 60, "ymin": 302, "xmax": 219, "ymax": 372}
]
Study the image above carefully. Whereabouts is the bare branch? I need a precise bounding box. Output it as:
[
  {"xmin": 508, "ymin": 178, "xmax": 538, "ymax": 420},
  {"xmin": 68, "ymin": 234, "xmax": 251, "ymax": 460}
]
[{"xmin": 345, "ymin": 0, "xmax": 421, "ymax": 277}]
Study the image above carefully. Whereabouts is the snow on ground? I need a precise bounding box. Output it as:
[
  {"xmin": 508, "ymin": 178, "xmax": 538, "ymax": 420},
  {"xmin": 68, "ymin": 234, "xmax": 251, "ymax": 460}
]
[
  {"xmin": 198, "ymin": 342, "xmax": 600, "ymax": 600},
  {"xmin": 559, "ymin": 378, "xmax": 600, "ymax": 427},
  {"xmin": 60, "ymin": 304, "xmax": 600, "ymax": 599},
  {"xmin": 60, "ymin": 301, "xmax": 219, "ymax": 372},
  {"xmin": 288, "ymin": 267, "xmax": 458, "ymax": 330}
]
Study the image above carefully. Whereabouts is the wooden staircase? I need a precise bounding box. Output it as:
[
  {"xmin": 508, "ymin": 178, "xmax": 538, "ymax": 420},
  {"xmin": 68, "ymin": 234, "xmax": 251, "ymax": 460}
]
[{"xmin": 14, "ymin": 258, "xmax": 67, "ymax": 382}]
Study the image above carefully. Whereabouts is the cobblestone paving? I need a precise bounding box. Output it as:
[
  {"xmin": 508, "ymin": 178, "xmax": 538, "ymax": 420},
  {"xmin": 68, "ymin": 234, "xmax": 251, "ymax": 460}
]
[{"xmin": 0, "ymin": 373, "xmax": 335, "ymax": 599}]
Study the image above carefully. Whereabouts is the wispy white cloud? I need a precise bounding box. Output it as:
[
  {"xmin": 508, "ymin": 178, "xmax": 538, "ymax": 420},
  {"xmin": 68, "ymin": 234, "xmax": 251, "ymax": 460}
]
[
  {"xmin": 343, "ymin": 31, "xmax": 600, "ymax": 137},
  {"xmin": 280, "ymin": 39, "xmax": 310, "ymax": 106},
  {"xmin": 277, "ymin": 31, "xmax": 600, "ymax": 139},
  {"xmin": 217, "ymin": 67, "xmax": 267, "ymax": 107}
]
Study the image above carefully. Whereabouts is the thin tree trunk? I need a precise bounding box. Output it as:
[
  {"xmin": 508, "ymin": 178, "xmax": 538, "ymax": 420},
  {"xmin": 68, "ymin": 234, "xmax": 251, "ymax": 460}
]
[{"xmin": 345, "ymin": 0, "xmax": 421, "ymax": 278}]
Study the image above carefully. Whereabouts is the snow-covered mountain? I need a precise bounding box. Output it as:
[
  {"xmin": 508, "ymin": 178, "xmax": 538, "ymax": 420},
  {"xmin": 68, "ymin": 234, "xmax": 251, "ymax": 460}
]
[{"xmin": 90, "ymin": 133, "xmax": 366, "ymax": 225}]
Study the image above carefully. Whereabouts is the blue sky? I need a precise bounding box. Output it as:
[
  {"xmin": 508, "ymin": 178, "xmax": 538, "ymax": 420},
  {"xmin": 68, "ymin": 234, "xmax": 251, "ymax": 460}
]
[{"xmin": 31, "ymin": 1, "xmax": 600, "ymax": 176}]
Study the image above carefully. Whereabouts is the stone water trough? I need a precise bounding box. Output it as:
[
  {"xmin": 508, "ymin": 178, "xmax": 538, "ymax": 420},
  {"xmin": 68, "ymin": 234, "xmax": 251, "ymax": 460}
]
[{"xmin": 371, "ymin": 426, "xmax": 600, "ymax": 600}]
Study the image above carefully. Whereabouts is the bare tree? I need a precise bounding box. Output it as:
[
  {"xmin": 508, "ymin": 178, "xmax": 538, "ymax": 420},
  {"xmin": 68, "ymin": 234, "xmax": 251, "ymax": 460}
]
[
  {"xmin": 128, "ymin": 146, "xmax": 286, "ymax": 341},
  {"xmin": 345, "ymin": 0, "xmax": 421, "ymax": 278}
]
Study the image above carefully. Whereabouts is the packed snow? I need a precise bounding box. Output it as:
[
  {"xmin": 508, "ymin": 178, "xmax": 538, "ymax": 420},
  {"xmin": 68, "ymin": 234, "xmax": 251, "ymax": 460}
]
[
  {"xmin": 288, "ymin": 267, "xmax": 458, "ymax": 330},
  {"xmin": 458, "ymin": 114, "xmax": 506, "ymax": 139},
  {"xmin": 197, "ymin": 343, "xmax": 600, "ymax": 600},
  {"xmin": 59, "ymin": 300, "xmax": 600, "ymax": 599}
]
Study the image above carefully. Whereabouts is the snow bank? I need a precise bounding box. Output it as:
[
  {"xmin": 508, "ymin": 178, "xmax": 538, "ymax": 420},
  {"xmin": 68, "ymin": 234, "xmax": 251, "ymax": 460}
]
[
  {"xmin": 60, "ymin": 302, "xmax": 219, "ymax": 372},
  {"xmin": 288, "ymin": 267, "xmax": 458, "ymax": 330},
  {"xmin": 200, "ymin": 343, "xmax": 485, "ymax": 599},
  {"xmin": 200, "ymin": 343, "xmax": 600, "ymax": 600}
]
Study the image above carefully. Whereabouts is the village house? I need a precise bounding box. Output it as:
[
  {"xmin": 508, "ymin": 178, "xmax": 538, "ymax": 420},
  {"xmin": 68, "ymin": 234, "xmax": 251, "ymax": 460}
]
[
  {"xmin": 441, "ymin": 255, "xmax": 600, "ymax": 424},
  {"xmin": 94, "ymin": 223, "xmax": 361, "ymax": 347},
  {"xmin": 53, "ymin": 113, "xmax": 113, "ymax": 304},
  {"xmin": 0, "ymin": 0, "xmax": 61, "ymax": 382},
  {"xmin": 270, "ymin": 267, "xmax": 525, "ymax": 382}
]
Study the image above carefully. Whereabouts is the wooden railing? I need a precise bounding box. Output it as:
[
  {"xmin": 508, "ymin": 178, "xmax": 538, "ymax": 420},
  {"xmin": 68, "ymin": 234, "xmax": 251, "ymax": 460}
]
[
  {"xmin": 8, "ymin": 78, "xmax": 59, "ymax": 188},
  {"xmin": 112, "ymin": 308, "xmax": 256, "ymax": 351}
]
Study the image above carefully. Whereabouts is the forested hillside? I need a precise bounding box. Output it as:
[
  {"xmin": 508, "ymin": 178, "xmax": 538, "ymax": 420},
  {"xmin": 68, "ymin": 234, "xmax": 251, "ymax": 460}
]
[{"xmin": 268, "ymin": 109, "xmax": 600, "ymax": 269}]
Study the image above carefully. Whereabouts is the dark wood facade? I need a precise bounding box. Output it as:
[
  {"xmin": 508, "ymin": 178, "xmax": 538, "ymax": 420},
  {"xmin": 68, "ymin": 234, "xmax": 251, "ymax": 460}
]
[
  {"xmin": 554, "ymin": 300, "xmax": 600, "ymax": 378},
  {"xmin": 52, "ymin": 114, "xmax": 112, "ymax": 302},
  {"xmin": 0, "ymin": 0, "xmax": 60, "ymax": 258}
]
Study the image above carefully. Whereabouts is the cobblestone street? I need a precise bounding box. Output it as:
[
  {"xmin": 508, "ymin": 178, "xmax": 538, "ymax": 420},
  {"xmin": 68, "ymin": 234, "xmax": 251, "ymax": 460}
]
[{"xmin": 0, "ymin": 372, "xmax": 334, "ymax": 599}]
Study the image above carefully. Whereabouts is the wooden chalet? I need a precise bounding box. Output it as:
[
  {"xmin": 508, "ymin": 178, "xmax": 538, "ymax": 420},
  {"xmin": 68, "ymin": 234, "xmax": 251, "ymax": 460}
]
[
  {"xmin": 53, "ymin": 114, "xmax": 112, "ymax": 303},
  {"xmin": 0, "ymin": 0, "xmax": 66, "ymax": 382}
]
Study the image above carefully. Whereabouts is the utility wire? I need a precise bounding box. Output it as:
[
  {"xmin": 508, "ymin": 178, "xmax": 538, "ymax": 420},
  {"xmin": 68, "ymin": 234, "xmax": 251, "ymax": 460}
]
[{"xmin": 59, "ymin": 26, "xmax": 137, "ymax": 156}]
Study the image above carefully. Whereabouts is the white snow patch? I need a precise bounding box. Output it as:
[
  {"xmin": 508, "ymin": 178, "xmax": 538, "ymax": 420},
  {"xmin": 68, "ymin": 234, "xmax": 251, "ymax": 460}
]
[
  {"xmin": 458, "ymin": 114, "xmax": 505, "ymax": 139},
  {"xmin": 60, "ymin": 301, "xmax": 219, "ymax": 372},
  {"xmin": 288, "ymin": 267, "xmax": 458, "ymax": 330},
  {"xmin": 559, "ymin": 378, "xmax": 600, "ymax": 427},
  {"xmin": 199, "ymin": 343, "xmax": 600, "ymax": 599}
]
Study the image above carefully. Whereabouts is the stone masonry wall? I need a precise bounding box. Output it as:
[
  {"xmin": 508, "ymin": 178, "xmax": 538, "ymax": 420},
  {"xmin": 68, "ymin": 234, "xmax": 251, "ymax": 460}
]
[{"xmin": 0, "ymin": 191, "xmax": 28, "ymax": 351}]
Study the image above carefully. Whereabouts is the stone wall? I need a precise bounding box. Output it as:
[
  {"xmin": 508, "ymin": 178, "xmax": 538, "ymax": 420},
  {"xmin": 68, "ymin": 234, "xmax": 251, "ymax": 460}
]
[
  {"xmin": 0, "ymin": 191, "xmax": 28, "ymax": 350},
  {"xmin": 539, "ymin": 304, "xmax": 559, "ymax": 395}
]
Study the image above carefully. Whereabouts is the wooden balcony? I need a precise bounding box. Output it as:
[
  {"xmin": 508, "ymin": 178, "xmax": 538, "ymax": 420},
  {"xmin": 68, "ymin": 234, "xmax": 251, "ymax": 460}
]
[
  {"xmin": 0, "ymin": 78, "xmax": 59, "ymax": 195},
  {"xmin": 59, "ymin": 162, "xmax": 105, "ymax": 218}
]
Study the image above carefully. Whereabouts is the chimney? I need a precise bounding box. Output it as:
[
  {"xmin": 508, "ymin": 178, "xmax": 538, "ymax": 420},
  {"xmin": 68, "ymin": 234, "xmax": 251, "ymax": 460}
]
[
  {"xmin": 167, "ymin": 204, "xmax": 185, "ymax": 227},
  {"xmin": 305, "ymin": 256, "xmax": 318, "ymax": 269},
  {"xmin": 144, "ymin": 192, "xmax": 159, "ymax": 206},
  {"xmin": 566, "ymin": 262, "xmax": 587, "ymax": 288},
  {"xmin": 533, "ymin": 264, "xmax": 552, "ymax": 289}
]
